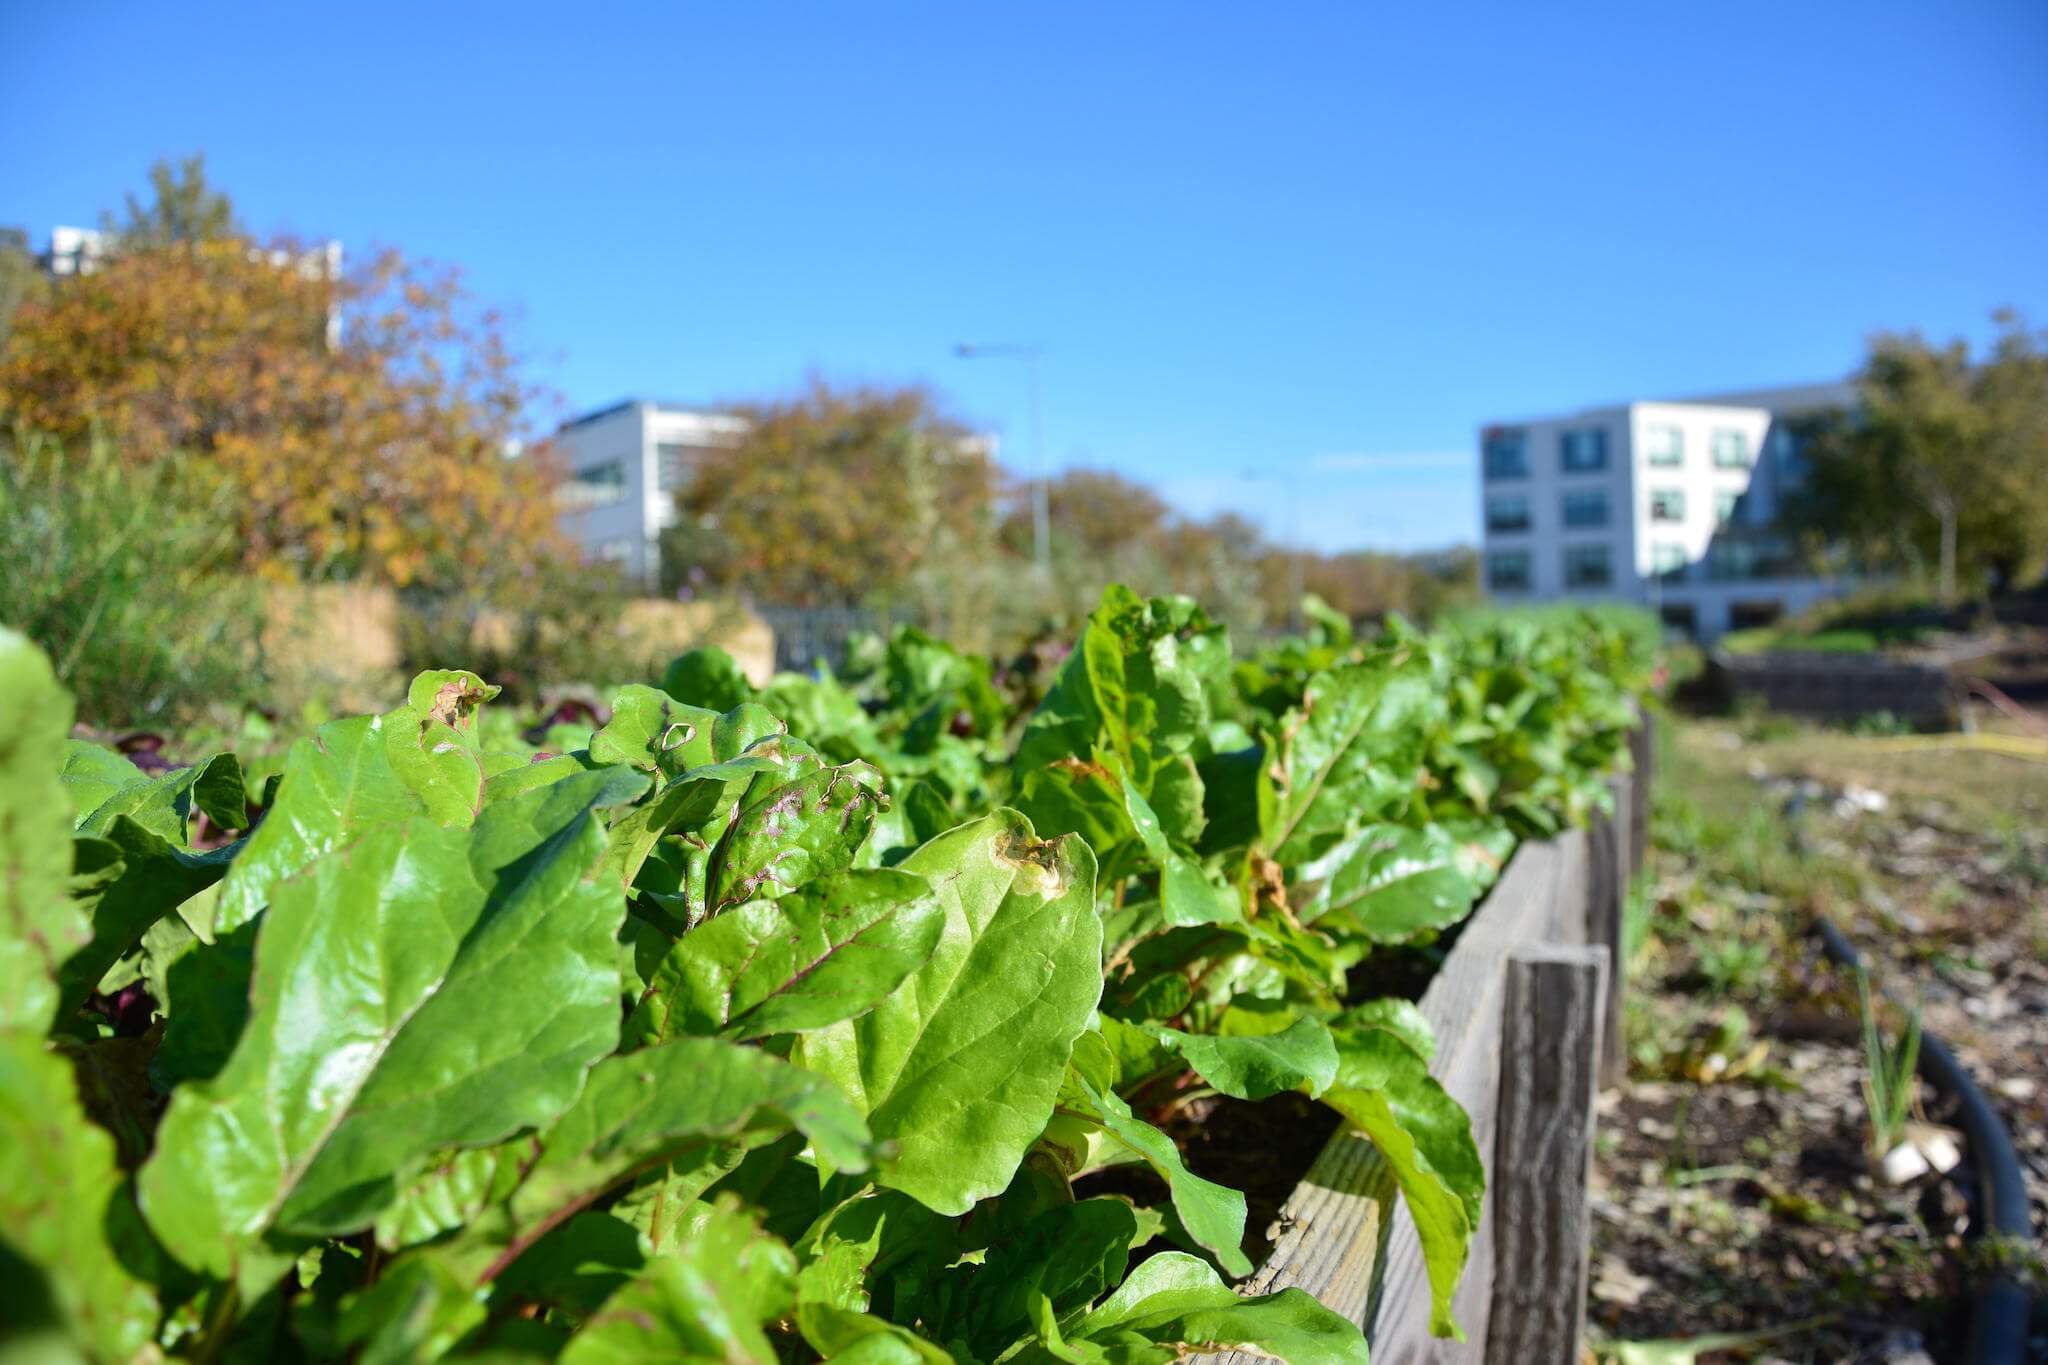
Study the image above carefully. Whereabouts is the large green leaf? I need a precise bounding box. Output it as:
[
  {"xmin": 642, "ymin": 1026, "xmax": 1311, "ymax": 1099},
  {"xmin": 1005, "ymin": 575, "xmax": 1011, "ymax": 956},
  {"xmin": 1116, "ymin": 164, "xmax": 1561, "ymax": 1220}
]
[
  {"xmin": 660, "ymin": 648, "xmax": 758, "ymax": 713},
  {"xmin": 140, "ymin": 768, "xmax": 644, "ymax": 1275},
  {"xmin": 707, "ymin": 761, "xmax": 886, "ymax": 914},
  {"xmin": 0, "ymin": 1032, "xmax": 159, "ymax": 1364},
  {"xmin": 382, "ymin": 669, "xmax": 503, "ymax": 828},
  {"xmin": 1319, "ymin": 1025, "xmax": 1484, "ymax": 1340},
  {"xmin": 1261, "ymin": 657, "xmax": 1441, "ymax": 865},
  {"xmin": 798, "ymin": 810, "xmax": 1102, "ymax": 1214},
  {"xmin": 56, "ymin": 820, "xmax": 237, "ymax": 1021},
  {"xmin": 63, "ymin": 744, "xmax": 247, "ymax": 838},
  {"xmin": 1146, "ymin": 1016, "xmax": 1338, "ymax": 1101},
  {"xmin": 1016, "ymin": 756, "xmax": 1237, "ymax": 929},
  {"xmin": 628, "ymin": 869, "xmax": 943, "ymax": 1046},
  {"xmin": 1066, "ymin": 1073, "xmax": 1250, "ymax": 1278},
  {"xmin": 1014, "ymin": 588, "xmax": 1228, "ymax": 790},
  {"xmin": 1030, "ymin": 1251, "xmax": 1369, "ymax": 1365},
  {"xmin": 210, "ymin": 714, "xmax": 424, "ymax": 936},
  {"xmin": 557, "ymin": 1202, "xmax": 794, "ymax": 1365},
  {"xmin": 960, "ymin": 1198, "xmax": 1140, "ymax": 1360},
  {"xmin": 475, "ymin": 1037, "xmax": 870, "ymax": 1281},
  {"xmin": 1293, "ymin": 820, "xmax": 1505, "ymax": 942},
  {"xmin": 0, "ymin": 630, "xmax": 88, "ymax": 1034}
]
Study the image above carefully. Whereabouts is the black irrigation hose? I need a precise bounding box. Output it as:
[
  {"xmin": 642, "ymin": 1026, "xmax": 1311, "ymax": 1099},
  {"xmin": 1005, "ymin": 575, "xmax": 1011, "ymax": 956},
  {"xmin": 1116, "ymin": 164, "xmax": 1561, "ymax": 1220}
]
[{"xmin": 1788, "ymin": 816, "xmax": 2035, "ymax": 1364}]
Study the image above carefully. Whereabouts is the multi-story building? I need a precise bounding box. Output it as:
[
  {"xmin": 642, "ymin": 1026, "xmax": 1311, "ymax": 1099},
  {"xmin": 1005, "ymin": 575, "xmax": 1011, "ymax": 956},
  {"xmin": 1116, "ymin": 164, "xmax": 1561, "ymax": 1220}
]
[
  {"xmin": 552, "ymin": 401, "xmax": 753, "ymax": 589},
  {"xmin": 1476, "ymin": 382, "xmax": 1856, "ymax": 640}
]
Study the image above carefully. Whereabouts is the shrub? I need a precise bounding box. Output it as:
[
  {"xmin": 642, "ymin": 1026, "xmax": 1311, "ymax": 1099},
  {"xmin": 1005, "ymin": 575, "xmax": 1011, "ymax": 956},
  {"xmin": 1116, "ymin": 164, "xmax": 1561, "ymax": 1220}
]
[{"xmin": 0, "ymin": 431, "xmax": 263, "ymax": 728}]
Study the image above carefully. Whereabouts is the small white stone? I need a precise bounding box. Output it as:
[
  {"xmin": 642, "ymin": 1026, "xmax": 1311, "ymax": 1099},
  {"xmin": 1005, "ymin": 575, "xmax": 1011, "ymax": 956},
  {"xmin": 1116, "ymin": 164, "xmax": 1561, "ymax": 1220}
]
[{"xmin": 1880, "ymin": 1141, "xmax": 1931, "ymax": 1185}]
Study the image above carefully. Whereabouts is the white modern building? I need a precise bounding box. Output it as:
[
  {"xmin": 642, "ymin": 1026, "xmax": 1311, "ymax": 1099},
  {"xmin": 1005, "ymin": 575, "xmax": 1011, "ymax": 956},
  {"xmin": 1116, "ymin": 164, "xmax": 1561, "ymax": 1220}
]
[
  {"xmin": 1476, "ymin": 382, "xmax": 1857, "ymax": 640},
  {"xmin": 552, "ymin": 401, "xmax": 752, "ymax": 588}
]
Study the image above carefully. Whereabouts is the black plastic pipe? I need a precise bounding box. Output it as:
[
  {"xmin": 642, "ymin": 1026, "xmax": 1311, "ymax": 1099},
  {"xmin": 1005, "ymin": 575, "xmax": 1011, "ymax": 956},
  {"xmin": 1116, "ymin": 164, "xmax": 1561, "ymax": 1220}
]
[{"xmin": 1811, "ymin": 913, "xmax": 2033, "ymax": 1364}]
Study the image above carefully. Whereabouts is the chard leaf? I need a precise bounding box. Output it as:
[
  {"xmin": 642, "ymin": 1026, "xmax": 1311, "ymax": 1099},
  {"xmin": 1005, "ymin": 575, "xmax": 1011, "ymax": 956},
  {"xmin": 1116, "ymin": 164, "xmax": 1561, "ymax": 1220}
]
[
  {"xmin": 707, "ymin": 761, "xmax": 886, "ymax": 913},
  {"xmin": 660, "ymin": 647, "xmax": 757, "ymax": 713},
  {"xmin": 1262, "ymin": 658, "xmax": 1440, "ymax": 864},
  {"xmin": 1294, "ymin": 820, "xmax": 1495, "ymax": 940},
  {"xmin": 798, "ymin": 1304, "xmax": 955, "ymax": 1365},
  {"xmin": 140, "ymin": 768, "xmax": 643, "ymax": 1274},
  {"xmin": 382, "ymin": 668, "xmax": 503, "ymax": 828},
  {"xmin": 0, "ymin": 630, "xmax": 89, "ymax": 1033},
  {"xmin": 1146, "ymin": 1016, "xmax": 1339, "ymax": 1100},
  {"xmin": 0, "ymin": 1032, "xmax": 159, "ymax": 1364},
  {"xmin": 334, "ymin": 1252, "xmax": 485, "ymax": 1365},
  {"xmin": 56, "ymin": 821, "xmax": 237, "ymax": 1023},
  {"xmin": 559, "ymin": 1202, "xmax": 795, "ymax": 1365},
  {"xmin": 210, "ymin": 713, "xmax": 426, "ymax": 936},
  {"xmin": 628, "ymin": 869, "xmax": 943, "ymax": 1045},
  {"xmin": 1333, "ymin": 997, "xmax": 1437, "ymax": 1062},
  {"xmin": 1035, "ymin": 1251, "xmax": 1369, "ymax": 1365},
  {"xmin": 1069, "ymin": 1073, "xmax": 1250, "ymax": 1278},
  {"xmin": 63, "ymin": 744, "xmax": 247, "ymax": 838},
  {"xmin": 1014, "ymin": 587, "xmax": 1229, "ymax": 790},
  {"xmin": 482, "ymin": 1037, "xmax": 871, "ymax": 1279},
  {"xmin": 961, "ymin": 1198, "xmax": 1140, "ymax": 1360},
  {"xmin": 374, "ymin": 1141, "xmax": 531, "ymax": 1252},
  {"xmin": 798, "ymin": 810, "xmax": 1102, "ymax": 1215},
  {"xmin": 1319, "ymin": 1025, "xmax": 1484, "ymax": 1340}
]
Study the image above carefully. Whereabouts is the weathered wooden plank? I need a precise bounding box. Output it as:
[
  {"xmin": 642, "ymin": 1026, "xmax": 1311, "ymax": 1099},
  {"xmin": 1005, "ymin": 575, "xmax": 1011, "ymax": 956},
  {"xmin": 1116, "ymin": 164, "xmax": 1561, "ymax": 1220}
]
[
  {"xmin": 1627, "ymin": 719, "xmax": 1653, "ymax": 879},
  {"xmin": 1484, "ymin": 944, "xmax": 1609, "ymax": 1365},
  {"xmin": 1584, "ymin": 778, "xmax": 1628, "ymax": 1090},
  {"xmin": 1360, "ymin": 831, "xmax": 1585, "ymax": 1363}
]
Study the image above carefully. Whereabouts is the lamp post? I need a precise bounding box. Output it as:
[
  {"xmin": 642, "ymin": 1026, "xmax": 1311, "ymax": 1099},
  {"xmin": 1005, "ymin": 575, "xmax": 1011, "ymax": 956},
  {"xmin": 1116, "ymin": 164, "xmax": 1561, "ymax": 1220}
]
[
  {"xmin": 955, "ymin": 342, "xmax": 1049, "ymax": 576},
  {"xmin": 1242, "ymin": 465, "xmax": 1305, "ymax": 632}
]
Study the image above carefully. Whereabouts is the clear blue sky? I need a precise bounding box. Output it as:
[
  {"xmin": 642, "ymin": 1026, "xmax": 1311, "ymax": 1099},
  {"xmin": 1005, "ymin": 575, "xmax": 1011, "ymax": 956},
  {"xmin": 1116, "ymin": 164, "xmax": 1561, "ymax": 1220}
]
[{"xmin": 5, "ymin": 2, "xmax": 2045, "ymax": 552}]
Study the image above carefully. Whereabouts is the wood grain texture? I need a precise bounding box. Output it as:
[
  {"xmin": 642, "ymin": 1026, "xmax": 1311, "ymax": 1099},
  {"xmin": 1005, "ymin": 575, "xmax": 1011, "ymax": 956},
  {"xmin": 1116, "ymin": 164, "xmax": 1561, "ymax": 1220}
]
[
  {"xmin": 1585, "ymin": 777, "xmax": 1628, "ymax": 1091},
  {"xmin": 1484, "ymin": 944, "xmax": 1609, "ymax": 1365}
]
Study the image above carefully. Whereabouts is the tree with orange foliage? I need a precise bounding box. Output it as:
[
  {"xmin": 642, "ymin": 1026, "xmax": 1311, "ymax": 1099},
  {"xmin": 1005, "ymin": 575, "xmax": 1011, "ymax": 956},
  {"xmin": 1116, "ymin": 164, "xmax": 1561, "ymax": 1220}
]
[{"xmin": 0, "ymin": 162, "xmax": 564, "ymax": 592}]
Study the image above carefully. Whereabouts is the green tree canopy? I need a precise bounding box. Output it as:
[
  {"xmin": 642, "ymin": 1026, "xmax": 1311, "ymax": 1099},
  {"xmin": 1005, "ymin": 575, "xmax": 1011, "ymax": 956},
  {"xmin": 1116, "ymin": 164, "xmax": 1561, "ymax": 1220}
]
[{"xmin": 1785, "ymin": 310, "xmax": 2048, "ymax": 594}]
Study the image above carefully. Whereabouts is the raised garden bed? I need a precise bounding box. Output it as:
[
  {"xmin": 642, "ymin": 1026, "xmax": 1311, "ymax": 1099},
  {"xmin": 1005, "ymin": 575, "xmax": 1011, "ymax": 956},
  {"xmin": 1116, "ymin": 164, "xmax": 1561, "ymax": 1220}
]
[{"xmin": 1217, "ymin": 725, "xmax": 1651, "ymax": 1363}]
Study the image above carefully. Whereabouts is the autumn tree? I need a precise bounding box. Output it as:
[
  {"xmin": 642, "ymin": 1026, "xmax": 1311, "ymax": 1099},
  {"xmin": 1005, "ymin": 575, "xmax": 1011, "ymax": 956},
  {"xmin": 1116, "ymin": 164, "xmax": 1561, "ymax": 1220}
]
[
  {"xmin": 663, "ymin": 377, "xmax": 999, "ymax": 607},
  {"xmin": 0, "ymin": 161, "xmax": 565, "ymax": 591},
  {"xmin": 1783, "ymin": 310, "xmax": 2048, "ymax": 596}
]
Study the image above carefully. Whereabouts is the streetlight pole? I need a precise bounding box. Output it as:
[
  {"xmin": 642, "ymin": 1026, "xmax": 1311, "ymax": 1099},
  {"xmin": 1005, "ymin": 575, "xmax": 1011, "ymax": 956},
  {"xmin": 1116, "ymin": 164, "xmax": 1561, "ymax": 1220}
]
[{"xmin": 956, "ymin": 342, "xmax": 1049, "ymax": 576}]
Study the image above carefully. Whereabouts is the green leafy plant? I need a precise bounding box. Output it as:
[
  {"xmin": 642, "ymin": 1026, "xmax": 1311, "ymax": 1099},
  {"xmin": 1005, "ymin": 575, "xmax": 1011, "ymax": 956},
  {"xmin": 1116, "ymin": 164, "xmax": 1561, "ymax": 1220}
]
[
  {"xmin": 1856, "ymin": 968, "xmax": 1923, "ymax": 1158},
  {"xmin": 0, "ymin": 431, "xmax": 264, "ymax": 728},
  {"xmin": 0, "ymin": 588, "xmax": 1649, "ymax": 1363}
]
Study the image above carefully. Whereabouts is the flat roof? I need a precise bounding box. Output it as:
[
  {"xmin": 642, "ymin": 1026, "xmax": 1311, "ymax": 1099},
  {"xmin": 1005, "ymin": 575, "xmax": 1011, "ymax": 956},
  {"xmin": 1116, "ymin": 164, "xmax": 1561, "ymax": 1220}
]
[{"xmin": 558, "ymin": 398, "xmax": 734, "ymax": 433}]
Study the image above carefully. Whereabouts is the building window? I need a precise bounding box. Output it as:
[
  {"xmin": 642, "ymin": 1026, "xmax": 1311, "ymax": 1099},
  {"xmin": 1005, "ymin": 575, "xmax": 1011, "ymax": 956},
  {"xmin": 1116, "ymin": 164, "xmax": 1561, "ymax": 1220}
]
[
  {"xmin": 1485, "ymin": 494, "xmax": 1531, "ymax": 533},
  {"xmin": 1650, "ymin": 542, "xmax": 1688, "ymax": 580},
  {"xmin": 559, "ymin": 458, "xmax": 628, "ymax": 509},
  {"xmin": 1486, "ymin": 549, "xmax": 1531, "ymax": 592},
  {"xmin": 1712, "ymin": 429, "xmax": 1749, "ymax": 468},
  {"xmin": 1649, "ymin": 488, "xmax": 1686, "ymax": 523},
  {"xmin": 1563, "ymin": 544, "xmax": 1612, "ymax": 589},
  {"xmin": 592, "ymin": 538, "xmax": 636, "ymax": 564},
  {"xmin": 1715, "ymin": 490, "xmax": 1741, "ymax": 526},
  {"xmin": 1644, "ymin": 424, "xmax": 1683, "ymax": 467},
  {"xmin": 1560, "ymin": 427, "xmax": 1609, "ymax": 472},
  {"xmin": 1561, "ymin": 489, "xmax": 1609, "ymax": 528},
  {"xmin": 1483, "ymin": 428, "xmax": 1528, "ymax": 480}
]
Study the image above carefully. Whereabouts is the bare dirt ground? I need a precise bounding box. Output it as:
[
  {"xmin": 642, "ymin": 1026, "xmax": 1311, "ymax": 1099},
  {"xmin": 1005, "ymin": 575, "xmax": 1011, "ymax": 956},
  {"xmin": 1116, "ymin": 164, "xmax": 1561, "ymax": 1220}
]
[{"xmin": 1587, "ymin": 718, "xmax": 2047, "ymax": 1363}]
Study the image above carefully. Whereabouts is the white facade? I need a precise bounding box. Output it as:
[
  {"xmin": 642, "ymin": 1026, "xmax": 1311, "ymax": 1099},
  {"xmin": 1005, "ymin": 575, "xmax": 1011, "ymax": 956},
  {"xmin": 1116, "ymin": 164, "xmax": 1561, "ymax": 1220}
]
[
  {"xmin": 1476, "ymin": 383, "xmax": 1856, "ymax": 640},
  {"xmin": 553, "ymin": 401, "xmax": 750, "ymax": 588}
]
